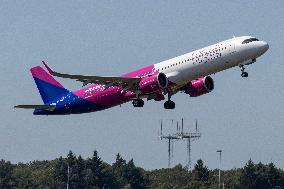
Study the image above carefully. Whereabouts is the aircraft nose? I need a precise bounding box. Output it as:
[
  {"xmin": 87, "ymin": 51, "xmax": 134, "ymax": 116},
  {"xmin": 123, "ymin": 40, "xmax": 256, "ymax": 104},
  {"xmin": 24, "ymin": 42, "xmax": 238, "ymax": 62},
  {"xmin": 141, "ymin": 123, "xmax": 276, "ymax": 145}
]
[{"xmin": 260, "ymin": 41, "xmax": 269, "ymax": 54}]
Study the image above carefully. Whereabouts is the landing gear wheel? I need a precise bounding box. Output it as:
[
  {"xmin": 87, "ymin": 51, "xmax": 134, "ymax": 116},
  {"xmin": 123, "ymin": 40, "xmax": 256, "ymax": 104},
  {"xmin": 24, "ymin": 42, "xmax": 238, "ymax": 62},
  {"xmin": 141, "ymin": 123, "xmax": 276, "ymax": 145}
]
[
  {"xmin": 164, "ymin": 100, "xmax": 175, "ymax": 109},
  {"xmin": 241, "ymin": 72, "xmax": 248, "ymax": 77},
  {"xmin": 239, "ymin": 65, "xmax": 248, "ymax": 78},
  {"xmin": 132, "ymin": 99, "xmax": 144, "ymax": 107}
]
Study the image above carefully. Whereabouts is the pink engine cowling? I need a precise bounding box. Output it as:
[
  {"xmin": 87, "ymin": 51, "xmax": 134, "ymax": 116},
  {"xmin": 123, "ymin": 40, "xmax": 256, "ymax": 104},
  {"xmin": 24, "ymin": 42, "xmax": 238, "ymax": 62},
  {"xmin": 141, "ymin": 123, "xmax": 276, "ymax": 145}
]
[
  {"xmin": 139, "ymin": 73, "xmax": 168, "ymax": 94},
  {"xmin": 182, "ymin": 76, "xmax": 214, "ymax": 97}
]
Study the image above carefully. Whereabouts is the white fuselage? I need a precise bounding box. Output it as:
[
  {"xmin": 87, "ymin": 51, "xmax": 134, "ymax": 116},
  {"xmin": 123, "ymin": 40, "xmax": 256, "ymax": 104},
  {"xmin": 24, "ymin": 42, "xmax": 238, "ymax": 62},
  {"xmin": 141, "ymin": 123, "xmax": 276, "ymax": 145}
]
[{"xmin": 154, "ymin": 36, "xmax": 269, "ymax": 89}]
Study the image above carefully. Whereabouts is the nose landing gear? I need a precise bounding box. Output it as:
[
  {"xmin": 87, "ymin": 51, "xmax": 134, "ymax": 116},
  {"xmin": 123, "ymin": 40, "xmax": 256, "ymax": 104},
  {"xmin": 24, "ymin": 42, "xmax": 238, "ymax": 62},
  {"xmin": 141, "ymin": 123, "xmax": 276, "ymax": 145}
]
[{"xmin": 240, "ymin": 65, "xmax": 248, "ymax": 78}]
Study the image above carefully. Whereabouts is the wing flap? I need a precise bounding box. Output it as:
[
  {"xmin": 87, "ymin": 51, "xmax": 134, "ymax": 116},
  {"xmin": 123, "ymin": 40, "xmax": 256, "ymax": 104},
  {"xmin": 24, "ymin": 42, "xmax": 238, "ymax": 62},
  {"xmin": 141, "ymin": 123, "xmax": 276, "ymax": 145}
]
[{"xmin": 14, "ymin": 105, "xmax": 56, "ymax": 111}]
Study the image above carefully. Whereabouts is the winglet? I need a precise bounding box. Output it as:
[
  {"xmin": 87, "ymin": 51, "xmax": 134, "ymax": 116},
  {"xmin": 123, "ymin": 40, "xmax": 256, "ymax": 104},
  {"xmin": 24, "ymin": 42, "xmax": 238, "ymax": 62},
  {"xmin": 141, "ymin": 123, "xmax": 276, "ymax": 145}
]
[{"xmin": 42, "ymin": 61, "xmax": 54, "ymax": 74}]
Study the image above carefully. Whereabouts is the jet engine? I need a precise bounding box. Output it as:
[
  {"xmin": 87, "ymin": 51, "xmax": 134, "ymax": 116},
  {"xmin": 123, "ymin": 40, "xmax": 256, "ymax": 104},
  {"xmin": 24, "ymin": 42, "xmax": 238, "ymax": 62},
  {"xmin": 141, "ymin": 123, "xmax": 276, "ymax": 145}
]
[
  {"xmin": 182, "ymin": 76, "xmax": 214, "ymax": 97},
  {"xmin": 139, "ymin": 73, "xmax": 168, "ymax": 94}
]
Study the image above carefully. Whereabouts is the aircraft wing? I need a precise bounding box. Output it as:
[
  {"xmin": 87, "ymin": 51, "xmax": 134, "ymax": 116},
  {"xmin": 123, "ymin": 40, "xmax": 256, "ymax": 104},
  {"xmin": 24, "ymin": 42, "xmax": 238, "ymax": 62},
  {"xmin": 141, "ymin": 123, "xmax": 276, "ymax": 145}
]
[
  {"xmin": 14, "ymin": 105, "xmax": 56, "ymax": 111},
  {"xmin": 42, "ymin": 61, "xmax": 141, "ymax": 89}
]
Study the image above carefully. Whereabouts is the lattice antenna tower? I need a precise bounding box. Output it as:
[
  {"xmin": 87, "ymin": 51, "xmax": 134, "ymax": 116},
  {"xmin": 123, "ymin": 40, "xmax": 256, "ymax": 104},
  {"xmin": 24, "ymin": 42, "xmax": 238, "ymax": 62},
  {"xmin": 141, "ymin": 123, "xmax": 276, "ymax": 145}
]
[
  {"xmin": 178, "ymin": 118, "xmax": 201, "ymax": 170},
  {"xmin": 158, "ymin": 119, "xmax": 181, "ymax": 168},
  {"xmin": 158, "ymin": 118, "xmax": 201, "ymax": 169}
]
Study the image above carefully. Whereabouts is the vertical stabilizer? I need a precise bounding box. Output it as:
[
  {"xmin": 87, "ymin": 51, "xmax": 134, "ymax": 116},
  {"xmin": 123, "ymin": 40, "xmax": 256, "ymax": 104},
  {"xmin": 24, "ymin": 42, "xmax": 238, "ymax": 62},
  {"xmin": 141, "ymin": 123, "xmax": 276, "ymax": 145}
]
[{"xmin": 30, "ymin": 66, "xmax": 68, "ymax": 104}]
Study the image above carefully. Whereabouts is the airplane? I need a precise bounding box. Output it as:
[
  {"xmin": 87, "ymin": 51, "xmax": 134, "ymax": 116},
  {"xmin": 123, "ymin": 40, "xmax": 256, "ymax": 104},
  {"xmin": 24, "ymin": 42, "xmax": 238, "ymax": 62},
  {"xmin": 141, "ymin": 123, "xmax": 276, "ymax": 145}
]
[{"xmin": 15, "ymin": 36, "xmax": 269, "ymax": 115}]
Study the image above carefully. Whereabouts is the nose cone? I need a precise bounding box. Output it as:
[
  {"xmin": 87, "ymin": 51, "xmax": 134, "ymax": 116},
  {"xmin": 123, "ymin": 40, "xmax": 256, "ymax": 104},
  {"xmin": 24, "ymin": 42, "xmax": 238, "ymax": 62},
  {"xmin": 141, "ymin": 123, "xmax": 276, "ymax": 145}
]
[{"xmin": 259, "ymin": 41, "xmax": 269, "ymax": 55}]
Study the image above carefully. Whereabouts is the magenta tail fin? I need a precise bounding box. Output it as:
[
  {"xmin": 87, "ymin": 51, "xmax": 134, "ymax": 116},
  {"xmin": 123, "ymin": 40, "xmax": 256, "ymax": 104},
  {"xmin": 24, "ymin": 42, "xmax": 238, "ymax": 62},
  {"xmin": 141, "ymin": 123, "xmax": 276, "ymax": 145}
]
[{"xmin": 30, "ymin": 66, "xmax": 68, "ymax": 104}]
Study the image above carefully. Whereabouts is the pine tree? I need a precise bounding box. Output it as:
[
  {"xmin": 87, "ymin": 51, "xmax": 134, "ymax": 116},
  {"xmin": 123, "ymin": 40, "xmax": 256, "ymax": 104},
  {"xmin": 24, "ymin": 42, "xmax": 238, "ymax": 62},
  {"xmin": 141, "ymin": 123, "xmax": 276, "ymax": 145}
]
[
  {"xmin": 239, "ymin": 159, "xmax": 258, "ymax": 189},
  {"xmin": 193, "ymin": 159, "xmax": 209, "ymax": 182},
  {"xmin": 53, "ymin": 156, "xmax": 68, "ymax": 189},
  {"xmin": 0, "ymin": 160, "xmax": 15, "ymax": 188},
  {"xmin": 112, "ymin": 153, "xmax": 127, "ymax": 187},
  {"xmin": 70, "ymin": 155, "xmax": 85, "ymax": 189},
  {"xmin": 84, "ymin": 150, "xmax": 117, "ymax": 188},
  {"xmin": 125, "ymin": 159, "xmax": 149, "ymax": 189},
  {"xmin": 266, "ymin": 163, "xmax": 284, "ymax": 188}
]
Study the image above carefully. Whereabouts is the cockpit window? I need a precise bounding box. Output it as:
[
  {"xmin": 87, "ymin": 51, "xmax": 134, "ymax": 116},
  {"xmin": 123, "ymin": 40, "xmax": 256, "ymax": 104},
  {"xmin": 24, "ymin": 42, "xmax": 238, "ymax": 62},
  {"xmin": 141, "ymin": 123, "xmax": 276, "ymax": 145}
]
[{"xmin": 242, "ymin": 37, "xmax": 259, "ymax": 44}]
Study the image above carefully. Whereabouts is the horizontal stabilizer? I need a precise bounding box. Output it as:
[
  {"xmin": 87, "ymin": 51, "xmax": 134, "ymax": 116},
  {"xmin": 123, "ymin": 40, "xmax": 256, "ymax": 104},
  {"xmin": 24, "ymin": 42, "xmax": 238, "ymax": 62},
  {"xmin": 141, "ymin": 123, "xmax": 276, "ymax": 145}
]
[{"xmin": 14, "ymin": 105, "xmax": 56, "ymax": 111}]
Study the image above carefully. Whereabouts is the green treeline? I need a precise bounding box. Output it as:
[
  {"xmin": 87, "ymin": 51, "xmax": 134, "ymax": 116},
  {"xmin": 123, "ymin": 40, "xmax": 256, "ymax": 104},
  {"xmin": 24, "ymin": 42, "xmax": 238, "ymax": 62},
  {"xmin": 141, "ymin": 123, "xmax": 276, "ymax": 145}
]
[{"xmin": 1, "ymin": 150, "xmax": 284, "ymax": 189}]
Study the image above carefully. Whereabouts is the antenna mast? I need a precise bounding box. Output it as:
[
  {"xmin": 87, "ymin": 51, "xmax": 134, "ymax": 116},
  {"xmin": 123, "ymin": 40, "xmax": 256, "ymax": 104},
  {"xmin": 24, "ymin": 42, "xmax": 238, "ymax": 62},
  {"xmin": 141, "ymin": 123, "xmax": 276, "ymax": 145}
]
[{"xmin": 158, "ymin": 118, "xmax": 201, "ymax": 169}]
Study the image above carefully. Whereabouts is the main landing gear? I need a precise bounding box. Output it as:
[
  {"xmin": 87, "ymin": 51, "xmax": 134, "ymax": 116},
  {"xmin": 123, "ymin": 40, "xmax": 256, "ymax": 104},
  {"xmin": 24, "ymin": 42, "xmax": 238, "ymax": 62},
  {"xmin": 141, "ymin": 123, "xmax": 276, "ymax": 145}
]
[
  {"xmin": 132, "ymin": 99, "xmax": 144, "ymax": 107},
  {"xmin": 164, "ymin": 93, "xmax": 175, "ymax": 109},
  {"xmin": 240, "ymin": 65, "xmax": 248, "ymax": 78},
  {"xmin": 133, "ymin": 92, "xmax": 176, "ymax": 109}
]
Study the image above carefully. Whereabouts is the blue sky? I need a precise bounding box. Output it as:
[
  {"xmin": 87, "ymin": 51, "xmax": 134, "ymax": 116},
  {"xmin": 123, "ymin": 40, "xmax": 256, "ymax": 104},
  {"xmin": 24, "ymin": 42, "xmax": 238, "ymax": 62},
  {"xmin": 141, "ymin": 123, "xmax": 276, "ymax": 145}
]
[{"xmin": 0, "ymin": 1, "xmax": 283, "ymax": 170}]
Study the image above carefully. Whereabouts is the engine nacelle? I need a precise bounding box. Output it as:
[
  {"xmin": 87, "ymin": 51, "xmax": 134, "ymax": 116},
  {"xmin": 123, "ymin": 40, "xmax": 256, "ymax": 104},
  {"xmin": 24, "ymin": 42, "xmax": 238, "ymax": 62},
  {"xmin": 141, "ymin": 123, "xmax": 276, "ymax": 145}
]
[
  {"xmin": 182, "ymin": 76, "xmax": 214, "ymax": 97},
  {"xmin": 139, "ymin": 73, "xmax": 168, "ymax": 94}
]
